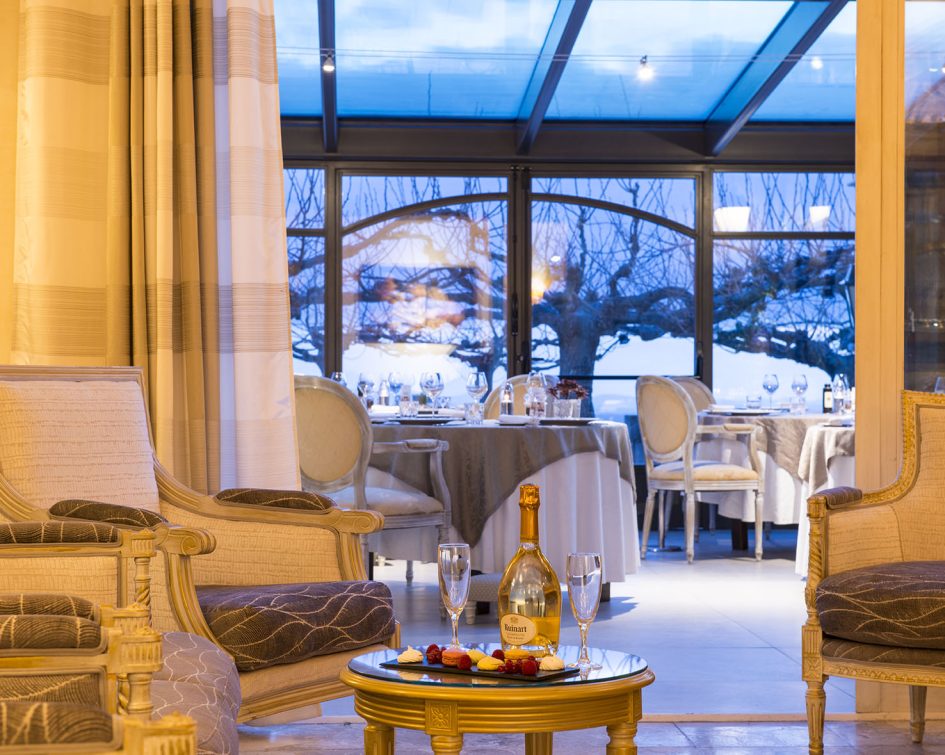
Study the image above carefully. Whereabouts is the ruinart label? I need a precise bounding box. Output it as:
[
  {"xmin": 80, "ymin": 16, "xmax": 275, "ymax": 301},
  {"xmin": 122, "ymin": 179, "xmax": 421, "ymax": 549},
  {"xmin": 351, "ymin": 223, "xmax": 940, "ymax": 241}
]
[{"xmin": 499, "ymin": 614, "xmax": 537, "ymax": 645}]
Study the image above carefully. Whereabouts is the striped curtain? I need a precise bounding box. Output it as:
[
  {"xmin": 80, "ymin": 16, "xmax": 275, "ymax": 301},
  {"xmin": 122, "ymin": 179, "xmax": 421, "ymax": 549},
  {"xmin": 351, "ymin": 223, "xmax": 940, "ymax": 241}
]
[{"xmin": 0, "ymin": 0, "xmax": 298, "ymax": 492}]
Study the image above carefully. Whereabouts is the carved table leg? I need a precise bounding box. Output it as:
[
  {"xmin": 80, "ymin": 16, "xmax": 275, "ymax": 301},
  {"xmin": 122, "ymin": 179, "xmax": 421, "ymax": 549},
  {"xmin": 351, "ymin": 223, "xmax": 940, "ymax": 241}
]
[
  {"xmin": 525, "ymin": 731, "xmax": 553, "ymax": 754},
  {"xmin": 364, "ymin": 722, "xmax": 394, "ymax": 755},
  {"xmin": 606, "ymin": 721, "xmax": 638, "ymax": 754},
  {"xmin": 430, "ymin": 734, "xmax": 463, "ymax": 753}
]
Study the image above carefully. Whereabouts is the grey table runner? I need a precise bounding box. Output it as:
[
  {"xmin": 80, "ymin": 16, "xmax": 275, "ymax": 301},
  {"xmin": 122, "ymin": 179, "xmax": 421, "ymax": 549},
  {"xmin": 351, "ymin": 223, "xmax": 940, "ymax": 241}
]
[
  {"xmin": 370, "ymin": 421, "xmax": 635, "ymax": 548},
  {"xmin": 700, "ymin": 413, "xmax": 833, "ymax": 480},
  {"xmin": 798, "ymin": 425, "xmax": 855, "ymax": 492}
]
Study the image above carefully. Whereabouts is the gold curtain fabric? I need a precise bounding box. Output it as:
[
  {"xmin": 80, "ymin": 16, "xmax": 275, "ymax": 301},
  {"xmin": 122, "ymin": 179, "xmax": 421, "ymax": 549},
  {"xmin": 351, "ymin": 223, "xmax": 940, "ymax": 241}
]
[{"xmin": 0, "ymin": 0, "xmax": 298, "ymax": 492}]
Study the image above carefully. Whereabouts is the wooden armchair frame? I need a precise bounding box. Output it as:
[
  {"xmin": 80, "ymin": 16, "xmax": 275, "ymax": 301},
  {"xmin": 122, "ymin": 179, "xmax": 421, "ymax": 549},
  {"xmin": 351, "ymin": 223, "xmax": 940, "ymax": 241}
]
[
  {"xmin": 804, "ymin": 391, "xmax": 945, "ymax": 753},
  {"xmin": 0, "ymin": 365, "xmax": 399, "ymax": 722}
]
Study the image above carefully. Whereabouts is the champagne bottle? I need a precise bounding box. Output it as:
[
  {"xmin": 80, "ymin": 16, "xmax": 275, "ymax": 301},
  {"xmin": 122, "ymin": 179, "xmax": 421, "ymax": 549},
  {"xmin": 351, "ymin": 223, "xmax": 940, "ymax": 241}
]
[{"xmin": 497, "ymin": 484, "xmax": 561, "ymax": 656}]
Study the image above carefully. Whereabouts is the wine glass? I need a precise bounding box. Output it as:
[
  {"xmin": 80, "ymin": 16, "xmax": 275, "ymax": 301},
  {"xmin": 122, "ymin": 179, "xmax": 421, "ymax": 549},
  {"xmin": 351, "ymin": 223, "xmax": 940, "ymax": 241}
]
[
  {"xmin": 388, "ymin": 371, "xmax": 404, "ymax": 400},
  {"xmin": 791, "ymin": 374, "xmax": 808, "ymax": 414},
  {"xmin": 420, "ymin": 371, "xmax": 445, "ymax": 414},
  {"xmin": 437, "ymin": 543, "xmax": 471, "ymax": 651},
  {"xmin": 465, "ymin": 371, "xmax": 488, "ymax": 403},
  {"xmin": 357, "ymin": 372, "xmax": 376, "ymax": 408},
  {"xmin": 762, "ymin": 373, "xmax": 779, "ymax": 409},
  {"xmin": 566, "ymin": 552, "xmax": 603, "ymax": 670},
  {"xmin": 330, "ymin": 372, "xmax": 347, "ymax": 387}
]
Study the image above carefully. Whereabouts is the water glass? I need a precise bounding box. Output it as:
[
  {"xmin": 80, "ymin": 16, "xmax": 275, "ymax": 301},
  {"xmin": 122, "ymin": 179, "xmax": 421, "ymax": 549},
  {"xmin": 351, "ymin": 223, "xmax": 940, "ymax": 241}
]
[
  {"xmin": 463, "ymin": 401, "xmax": 483, "ymax": 425},
  {"xmin": 566, "ymin": 552, "xmax": 603, "ymax": 670},
  {"xmin": 438, "ymin": 544, "xmax": 471, "ymax": 650},
  {"xmin": 388, "ymin": 371, "xmax": 404, "ymax": 398},
  {"xmin": 745, "ymin": 394, "xmax": 763, "ymax": 409},
  {"xmin": 762, "ymin": 374, "xmax": 779, "ymax": 408}
]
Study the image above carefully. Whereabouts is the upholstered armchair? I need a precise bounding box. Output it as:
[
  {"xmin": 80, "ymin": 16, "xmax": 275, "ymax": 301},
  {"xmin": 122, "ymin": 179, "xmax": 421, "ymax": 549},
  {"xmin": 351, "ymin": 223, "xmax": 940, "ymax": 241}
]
[
  {"xmin": 0, "ymin": 366, "xmax": 399, "ymax": 723},
  {"xmin": 0, "ymin": 525, "xmax": 196, "ymax": 753},
  {"xmin": 804, "ymin": 391, "xmax": 945, "ymax": 753}
]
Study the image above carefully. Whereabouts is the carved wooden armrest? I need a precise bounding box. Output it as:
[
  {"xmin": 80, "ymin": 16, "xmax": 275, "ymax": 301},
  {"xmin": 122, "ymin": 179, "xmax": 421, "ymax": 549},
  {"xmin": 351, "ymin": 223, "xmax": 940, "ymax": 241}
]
[
  {"xmin": 372, "ymin": 439, "xmax": 450, "ymax": 454},
  {"xmin": 815, "ymin": 486, "xmax": 864, "ymax": 510},
  {"xmin": 153, "ymin": 524, "xmax": 216, "ymax": 556}
]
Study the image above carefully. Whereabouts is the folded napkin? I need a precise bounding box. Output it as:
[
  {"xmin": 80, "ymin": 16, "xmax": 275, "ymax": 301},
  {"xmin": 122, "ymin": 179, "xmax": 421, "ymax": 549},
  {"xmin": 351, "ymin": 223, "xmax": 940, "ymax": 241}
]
[
  {"xmin": 708, "ymin": 404, "xmax": 736, "ymax": 412},
  {"xmin": 369, "ymin": 405, "xmax": 399, "ymax": 417}
]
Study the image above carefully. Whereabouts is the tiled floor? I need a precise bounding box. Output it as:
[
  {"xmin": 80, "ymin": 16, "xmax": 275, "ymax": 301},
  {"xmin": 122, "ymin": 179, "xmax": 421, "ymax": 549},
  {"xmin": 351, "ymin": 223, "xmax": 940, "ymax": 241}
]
[{"xmin": 238, "ymin": 527, "xmax": 914, "ymax": 753}]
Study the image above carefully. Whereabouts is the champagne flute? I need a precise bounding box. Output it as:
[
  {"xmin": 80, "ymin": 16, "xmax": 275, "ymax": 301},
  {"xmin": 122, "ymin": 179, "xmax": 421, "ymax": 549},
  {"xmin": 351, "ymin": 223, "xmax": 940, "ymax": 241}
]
[
  {"xmin": 567, "ymin": 552, "xmax": 603, "ymax": 670},
  {"xmin": 465, "ymin": 371, "xmax": 488, "ymax": 403},
  {"xmin": 420, "ymin": 371, "xmax": 444, "ymax": 415},
  {"xmin": 438, "ymin": 543, "xmax": 471, "ymax": 651},
  {"xmin": 762, "ymin": 373, "xmax": 779, "ymax": 409}
]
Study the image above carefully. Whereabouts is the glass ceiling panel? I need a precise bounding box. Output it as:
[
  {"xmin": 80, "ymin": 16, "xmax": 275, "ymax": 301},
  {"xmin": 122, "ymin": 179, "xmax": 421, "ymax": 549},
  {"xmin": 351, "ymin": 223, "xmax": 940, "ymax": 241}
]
[
  {"xmin": 548, "ymin": 0, "xmax": 792, "ymax": 120},
  {"xmin": 904, "ymin": 1, "xmax": 945, "ymax": 118},
  {"xmin": 335, "ymin": 0, "xmax": 558, "ymax": 118},
  {"xmin": 274, "ymin": 0, "xmax": 321, "ymax": 116},
  {"xmin": 752, "ymin": 3, "xmax": 856, "ymax": 122}
]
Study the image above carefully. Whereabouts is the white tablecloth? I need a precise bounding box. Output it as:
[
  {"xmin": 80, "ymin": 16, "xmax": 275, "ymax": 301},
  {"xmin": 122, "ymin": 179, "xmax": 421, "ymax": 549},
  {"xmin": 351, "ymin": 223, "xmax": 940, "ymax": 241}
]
[
  {"xmin": 367, "ymin": 450, "xmax": 638, "ymax": 585},
  {"xmin": 794, "ymin": 424, "xmax": 856, "ymax": 576}
]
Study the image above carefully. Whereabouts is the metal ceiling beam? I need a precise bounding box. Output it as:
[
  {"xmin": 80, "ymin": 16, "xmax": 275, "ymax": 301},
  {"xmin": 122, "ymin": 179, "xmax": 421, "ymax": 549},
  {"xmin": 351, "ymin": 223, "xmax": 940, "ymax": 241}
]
[
  {"xmin": 705, "ymin": 0, "xmax": 847, "ymax": 157},
  {"xmin": 317, "ymin": 0, "xmax": 338, "ymax": 153},
  {"xmin": 515, "ymin": 0, "xmax": 592, "ymax": 155}
]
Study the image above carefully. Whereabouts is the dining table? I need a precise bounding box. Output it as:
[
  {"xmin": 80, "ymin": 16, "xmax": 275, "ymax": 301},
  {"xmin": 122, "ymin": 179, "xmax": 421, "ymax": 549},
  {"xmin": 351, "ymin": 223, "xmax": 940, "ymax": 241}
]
[
  {"xmin": 794, "ymin": 421, "xmax": 855, "ymax": 575},
  {"xmin": 365, "ymin": 417, "xmax": 639, "ymax": 585}
]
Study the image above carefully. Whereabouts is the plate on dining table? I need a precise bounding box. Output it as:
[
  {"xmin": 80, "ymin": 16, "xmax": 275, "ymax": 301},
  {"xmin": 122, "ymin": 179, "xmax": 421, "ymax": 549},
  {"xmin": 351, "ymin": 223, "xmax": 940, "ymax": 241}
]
[
  {"xmin": 391, "ymin": 417, "xmax": 457, "ymax": 426},
  {"xmin": 712, "ymin": 408, "xmax": 782, "ymax": 416},
  {"xmin": 539, "ymin": 417, "xmax": 594, "ymax": 426}
]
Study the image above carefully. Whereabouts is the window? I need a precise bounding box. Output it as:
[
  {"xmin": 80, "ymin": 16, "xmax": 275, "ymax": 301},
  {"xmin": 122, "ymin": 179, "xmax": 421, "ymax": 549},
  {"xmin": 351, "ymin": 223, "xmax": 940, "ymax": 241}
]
[
  {"xmin": 285, "ymin": 168, "xmax": 326, "ymax": 374},
  {"xmin": 340, "ymin": 175, "xmax": 508, "ymax": 401},
  {"xmin": 712, "ymin": 172, "xmax": 855, "ymax": 407}
]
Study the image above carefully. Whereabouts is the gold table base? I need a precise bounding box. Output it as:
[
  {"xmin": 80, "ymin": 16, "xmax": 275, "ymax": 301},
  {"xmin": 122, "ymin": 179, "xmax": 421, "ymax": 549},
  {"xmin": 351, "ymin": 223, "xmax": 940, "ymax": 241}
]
[{"xmin": 340, "ymin": 665, "xmax": 656, "ymax": 754}]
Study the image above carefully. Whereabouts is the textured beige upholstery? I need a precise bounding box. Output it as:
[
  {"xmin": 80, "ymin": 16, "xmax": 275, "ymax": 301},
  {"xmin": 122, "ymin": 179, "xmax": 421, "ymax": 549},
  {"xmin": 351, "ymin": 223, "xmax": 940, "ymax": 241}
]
[
  {"xmin": 804, "ymin": 392, "xmax": 945, "ymax": 754},
  {"xmin": 483, "ymin": 375, "xmax": 527, "ymax": 420},
  {"xmin": 0, "ymin": 366, "xmax": 397, "ymax": 724},
  {"xmin": 0, "ymin": 381, "xmax": 160, "ymax": 512},
  {"xmin": 294, "ymin": 375, "xmax": 451, "ymax": 576},
  {"xmin": 637, "ymin": 375, "xmax": 763, "ymax": 563},
  {"xmin": 650, "ymin": 460, "xmax": 759, "ymax": 482}
]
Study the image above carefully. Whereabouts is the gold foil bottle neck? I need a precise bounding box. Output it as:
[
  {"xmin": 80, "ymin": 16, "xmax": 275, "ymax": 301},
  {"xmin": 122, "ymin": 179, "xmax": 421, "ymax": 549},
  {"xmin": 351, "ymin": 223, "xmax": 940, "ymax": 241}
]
[{"xmin": 519, "ymin": 484, "xmax": 541, "ymax": 510}]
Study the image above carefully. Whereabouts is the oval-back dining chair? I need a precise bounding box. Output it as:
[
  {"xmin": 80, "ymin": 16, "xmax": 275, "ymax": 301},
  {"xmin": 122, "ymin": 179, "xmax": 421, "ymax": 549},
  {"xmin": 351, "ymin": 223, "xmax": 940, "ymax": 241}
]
[
  {"xmin": 636, "ymin": 375, "xmax": 764, "ymax": 563},
  {"xmin": 294, "ymin": 375, "xmax": 452, "ymax": 580}
]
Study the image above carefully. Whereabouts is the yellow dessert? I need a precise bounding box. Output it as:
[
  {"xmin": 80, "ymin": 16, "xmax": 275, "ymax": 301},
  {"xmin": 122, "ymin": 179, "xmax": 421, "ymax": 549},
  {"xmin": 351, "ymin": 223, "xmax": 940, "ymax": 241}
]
[
  {"xmin": 467, "ymin": 648, "xmax": 486, "ymax": 664},
  {"xmin": 475, "ymin": 655, "xmax": 503, "ymax": 671},
  {"xmin": 538, "ymin": 655, "xmax": 564, "ymax": 671},
  {"xmin": 504, "ymin": 648, "xmax": 532, "ymax": 661},
  {"xmin": 396, "ymin": 646, "xmax": 423, "ymax": 664}
]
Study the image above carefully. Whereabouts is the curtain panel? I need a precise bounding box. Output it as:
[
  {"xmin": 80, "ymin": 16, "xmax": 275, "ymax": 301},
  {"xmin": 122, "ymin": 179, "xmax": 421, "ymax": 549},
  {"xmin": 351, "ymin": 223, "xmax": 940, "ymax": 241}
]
[{"xmin": 0, "ymin": 0, "xmax": 298, "ymax": 492}]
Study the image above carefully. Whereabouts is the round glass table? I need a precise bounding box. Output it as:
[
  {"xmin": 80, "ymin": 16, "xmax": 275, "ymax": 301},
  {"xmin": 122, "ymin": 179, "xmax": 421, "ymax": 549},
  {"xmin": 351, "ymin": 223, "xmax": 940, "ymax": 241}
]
[{"xmin": 340, "ymin": 644, "xmax": 654, "ymax": 754}]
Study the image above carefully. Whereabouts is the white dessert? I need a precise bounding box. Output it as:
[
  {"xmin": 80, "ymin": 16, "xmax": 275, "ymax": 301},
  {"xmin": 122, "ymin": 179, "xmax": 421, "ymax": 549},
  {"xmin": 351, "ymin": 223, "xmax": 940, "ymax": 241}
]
[
  {"xmin": 396, "ymin": 646, "xmax": 423, "ymax": 663},
  {"xmin": 539, "ymin": 655, "xmax": 564, "ymax": 671}
]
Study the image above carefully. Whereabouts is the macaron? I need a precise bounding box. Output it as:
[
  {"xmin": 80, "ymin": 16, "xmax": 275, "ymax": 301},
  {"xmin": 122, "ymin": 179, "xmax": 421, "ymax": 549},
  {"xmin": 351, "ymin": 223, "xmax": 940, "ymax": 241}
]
[{"xmin": 440, "ymin": 648, "xmax": 465, "ymax": 667}]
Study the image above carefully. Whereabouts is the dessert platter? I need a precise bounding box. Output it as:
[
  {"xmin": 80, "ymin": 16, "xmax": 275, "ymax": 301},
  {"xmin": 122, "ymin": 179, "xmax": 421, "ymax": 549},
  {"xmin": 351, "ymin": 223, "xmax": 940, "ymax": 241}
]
[{"xmin": 381, "ymin": 644, "xmax": 578, "ymax": 682}]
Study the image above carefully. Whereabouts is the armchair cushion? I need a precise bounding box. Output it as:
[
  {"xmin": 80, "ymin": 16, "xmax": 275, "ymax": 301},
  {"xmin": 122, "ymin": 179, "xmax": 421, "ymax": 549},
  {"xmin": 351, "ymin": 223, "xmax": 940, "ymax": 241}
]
[
  {"xmin": 330, "ymin": 485, "xmax": 444, "ymax": 516},
  {"xmin": 50, "ymin": 499, "xmax": 168, "ymax": 527},
  {"xmin": 0, "ymin": 521, "xmax": 121, "ymax": 544},
  {"xmin": 650, "ymin": 460, "xmax": 758, "ymax": 482},
  {"xmin": 215, "ymin": 488, "xmax": 333, "ymax": 511},
  {"xmin": 0, "ymin": 701, "xmax": 113, "ymax": 746},
  {"xmin": 154, "ymin": 632, "xmax": 240, "ymax": 755},
  {"xmin": 195, "ymin": 581, "xmax": 395, "ymax": 672},
  {"xmin": 822, "ymin": 637, "xmax": 945, "ymax": 668},
  {"xmin": 817, "ymin": 561, "xmax": 945, "ymax": 649},
  {"xmin": 0, "ymin": 594, "xmax": 97, "ymax": 620},
  {"xmin": 0, "ymin": 615, "xmax": 101, "ymax": 650}
]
